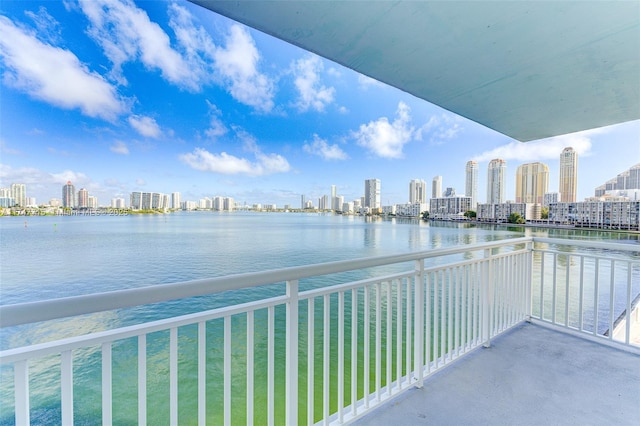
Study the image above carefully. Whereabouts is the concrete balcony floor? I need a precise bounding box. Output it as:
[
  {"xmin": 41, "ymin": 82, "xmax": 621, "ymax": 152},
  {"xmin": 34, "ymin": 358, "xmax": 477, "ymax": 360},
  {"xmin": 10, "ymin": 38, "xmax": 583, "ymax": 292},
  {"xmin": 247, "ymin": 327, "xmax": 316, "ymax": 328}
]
[{"xmin": 355, "ymin": 323, "xmax": 640, "ymax": 426}]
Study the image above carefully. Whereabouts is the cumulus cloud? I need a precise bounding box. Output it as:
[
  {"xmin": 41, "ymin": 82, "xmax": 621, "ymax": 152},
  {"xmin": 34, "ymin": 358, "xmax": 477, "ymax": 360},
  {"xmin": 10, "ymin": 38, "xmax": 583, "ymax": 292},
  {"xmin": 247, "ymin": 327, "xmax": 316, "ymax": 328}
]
[
  {"xmin": 179, "ymin": 148, "xmax": 290, "ymax": 176},
  {"xmin": 357, "ymin": 73, "xmax": 385, "ymax": 89},
  {"xmin": 303, "ymin": 134, "xmax": 348, "ymax": 160},
  {"xmin": 50, "ymin": 169, "xmax": 90, "ymax": 185},
  {"xmin": 128, "ymin": 115, "xmax": 161, "ymax": 138},
  {"xmin": 353, "ymin": 102, "xmax": 415, "ymax": 158},
  {"xmin": 213, "ymin": 25, "xmax": 275, "ymax": 112},
  {"xmin": 417, "ymin": 113, "xmax": 464, "ymax": 145},
  {"xmin": 110, "ymin": 141, "xmax": 129, "ymax": 155},
  {"xmin": 204, "ymin": 102, "xmax": 227, "ymax": 139},
  {"xmin": 0, "ymin": 16, "xmax": 127, "ymax": 121},
  {"xmin": 472, "ymin": 132, "xmax": 593, "ymax": 163},
  {"xmin": 292, "ymin": 55, "xmax": 335, "ymax": 112},
  {"xmin": 79, "ymin": 0, "xmax": 194, "ymax": 89}
]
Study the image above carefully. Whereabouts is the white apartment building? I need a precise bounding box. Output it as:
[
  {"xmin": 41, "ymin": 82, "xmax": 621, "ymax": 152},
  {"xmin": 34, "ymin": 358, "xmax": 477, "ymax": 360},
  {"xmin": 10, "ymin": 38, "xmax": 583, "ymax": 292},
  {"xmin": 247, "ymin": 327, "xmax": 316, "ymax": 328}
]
[
  {"xmin": 364, "ymin": 179, "xmax": 381, "ymax": 209},
  {"xmin": 487, "ymin": 159, "xmax": 507, "ymax": 204},
  {"xmin": 130, "ymin": 192, "xmax": 169, "ymax": 210},
  {"xmin": 549, "ymin": 201, "xmax": 640, "ymax": 230},
  {"xmin": 465, "ymin": 161, "xmax": 478, "ymax": 209},
  {"xmin": 477, "ymin": 202, "xmax": 537, "ymax": 222},
  {"xmin": 429, "ymin": 196, "xmax": 471, "ymax": 219},
  {"xmin": 432, "ymin": 176, "xmax": 442, "ymax": 199},
  {"xmin": 409, "ymin": 179, "xmax": 427, "ymax": 204},
  {"xmin": 395, "ymin": 202, "xmax": 427, "ymax": 217}
]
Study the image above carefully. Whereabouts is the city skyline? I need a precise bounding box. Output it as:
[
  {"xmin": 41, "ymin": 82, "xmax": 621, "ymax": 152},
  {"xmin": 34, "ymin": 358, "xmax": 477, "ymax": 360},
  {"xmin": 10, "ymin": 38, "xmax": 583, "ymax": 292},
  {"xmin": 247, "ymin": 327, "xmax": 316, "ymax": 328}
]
[{"xmin": 1, "ymin": 1, "xmax": 639, "ymax": 208}]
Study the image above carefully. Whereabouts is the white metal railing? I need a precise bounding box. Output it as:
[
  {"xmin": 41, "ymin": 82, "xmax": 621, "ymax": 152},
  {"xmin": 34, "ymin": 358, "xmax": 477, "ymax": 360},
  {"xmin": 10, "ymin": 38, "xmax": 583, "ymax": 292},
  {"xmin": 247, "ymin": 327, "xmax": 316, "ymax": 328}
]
[
  {"xmin": 0, "ymin": 237, "xmax": 638, "ymax": 425},
  {"xmin": 530, "ymin": 237, "xmax": 640, "ymax": 347}
]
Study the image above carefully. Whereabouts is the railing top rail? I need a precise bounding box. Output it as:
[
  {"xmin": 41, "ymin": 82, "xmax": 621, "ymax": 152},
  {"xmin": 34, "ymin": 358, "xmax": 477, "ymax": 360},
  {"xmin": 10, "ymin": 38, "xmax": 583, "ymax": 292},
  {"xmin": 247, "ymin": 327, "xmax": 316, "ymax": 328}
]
[
  {"xmin": 532, "ymin": 237, "xmax": 640, "ymax": 253},
  {"xmin": 0, "ymin": 236, "xmax": 532, "ymax": 328}
]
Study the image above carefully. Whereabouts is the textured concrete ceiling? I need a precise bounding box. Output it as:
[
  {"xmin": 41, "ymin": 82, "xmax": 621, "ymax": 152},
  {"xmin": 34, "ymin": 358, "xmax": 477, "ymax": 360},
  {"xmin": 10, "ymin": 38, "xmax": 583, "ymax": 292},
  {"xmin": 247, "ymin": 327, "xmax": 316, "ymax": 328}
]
[{"xmin": 191, "ymin": 1, "xmax": 639, "ymax": 142}]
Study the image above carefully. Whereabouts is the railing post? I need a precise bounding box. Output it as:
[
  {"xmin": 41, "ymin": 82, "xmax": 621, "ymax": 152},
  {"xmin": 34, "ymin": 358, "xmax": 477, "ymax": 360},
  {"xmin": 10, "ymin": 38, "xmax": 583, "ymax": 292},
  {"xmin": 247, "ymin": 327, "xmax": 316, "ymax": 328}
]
[
  {"xmin": 413, "ymin": 259, "xmax": 424, "ymax": 388},
  {"xmin": 525, "ymin": 241, "xmax": 533, "ymax": 322},
  {"xmin": 483, "ymin": 249, "xmax": 493, "ymax": 348},
  {"xmin": 286, "ymin": 279, "xmax": 299, "ymax": 425}
]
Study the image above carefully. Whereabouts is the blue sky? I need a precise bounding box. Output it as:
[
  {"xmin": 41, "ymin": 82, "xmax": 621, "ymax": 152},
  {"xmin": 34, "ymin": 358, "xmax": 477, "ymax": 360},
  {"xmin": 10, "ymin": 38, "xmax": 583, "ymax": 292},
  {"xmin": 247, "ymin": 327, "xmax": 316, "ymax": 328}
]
[{"xmin": 1, "ymin": 0, "xmax": 638, "ymax": 207}]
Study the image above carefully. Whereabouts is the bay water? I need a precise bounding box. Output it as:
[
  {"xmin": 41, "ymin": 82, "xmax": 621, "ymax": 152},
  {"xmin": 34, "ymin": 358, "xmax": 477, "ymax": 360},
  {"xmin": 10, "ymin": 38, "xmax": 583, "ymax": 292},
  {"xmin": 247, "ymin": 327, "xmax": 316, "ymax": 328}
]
[{"xmin": 1, "ymin": 212, "xmax": 637, "ymax": 424}]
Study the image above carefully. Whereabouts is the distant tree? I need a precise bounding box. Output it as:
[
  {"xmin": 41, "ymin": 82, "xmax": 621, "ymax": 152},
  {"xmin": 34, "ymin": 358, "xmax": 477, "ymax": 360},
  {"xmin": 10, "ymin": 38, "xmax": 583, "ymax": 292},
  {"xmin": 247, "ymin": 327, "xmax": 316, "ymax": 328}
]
[
  {"xmin": 508, "ymin": 212, "xmax": 525, "ymax": 224},
  {"xmin": 421, "ymin": 211, "xmax": 430, "ymax": 220},
  {"xmin": 464, "ymin": 210, "xmax": 477, "ymax": 219},
  {"xmin": 541, "ymin": 207, "xmax": 549, "ymax": 220}
]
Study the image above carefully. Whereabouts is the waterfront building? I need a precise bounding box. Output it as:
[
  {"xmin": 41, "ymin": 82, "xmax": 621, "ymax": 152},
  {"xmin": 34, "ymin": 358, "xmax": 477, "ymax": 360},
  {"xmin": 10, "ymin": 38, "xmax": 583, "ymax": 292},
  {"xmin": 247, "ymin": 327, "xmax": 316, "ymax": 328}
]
[
  {"xmin": 477, "ymin": 201, "xmax": 537, "ymax": 222},
  {"xmin": 409, "ymin": 179, "xmax": 427, "ymax": 204},
  {"xmin": 549, "ymin": 200, "xmax": 640, "ymax": 230},
  {"xmin": 111, "ymin": 198, "xmax": 126, "ymax": 209},
  {"xmin": 49, "ymin": 198, "xmax": 62, "ymax": 207},
  {"xmin": 88, "ymin": 196, "xmax": 98, "ymax": 209},
  {"xmin": 395, "ymin": 202, "xmax": 427, "ymax": 217},
  {"xmin": 77, "ymin": 188, "xmax": 89, "ymax": 209},
  {"xmin": 487, "ymin": 159, "xmax": 507, "ymax": 204},
  {"xmin": 0, "ymin": 196, "xmax": 14, "ymax": 207},
  {"xmin": 304, "ymin": 200, "xmax": 314, "ymax": 209},
  {"xmin": 429, "ymin": 196, "xmax": 471, "ymax": 219},
  {"xmin": 465, "ymin": 160, "xmax": 478, "ymax": 209},
  {"xmin": 342, "ymin": 201, "xmax": 354, "ymax": 213},
  {"xmin": 10, "ymin": 183, "xmax": 26, "ymax": 207},
  {"xmin": 301, "ymin": 195, "xmax": 306, "ymax": 209},
  {"xmin": 224, "ymin": 197, "xmax": 234, "ymax": 211},
  {"xmin": 318, "ymin": 195, "xmax": 329, "ymax": 210},
  {"xmin": 364, "ymin": 179, "xmax": 381, "ymax": 209},
  {"xmin": 171, "ymin": 192, "xmax": 181, "ymax": 210},
  {"xmin": 543, "ymin": 192, "xmax": 560, "ymax": 207},
  {"xmin": 182, "ymin": 200, "xmax": 197, "ymax": 210},
  {"xmin": 382, "ymin": 205, "xmax": 397, "ymax": 215},
  {"xmin": 515, "ymin": 162, "xmax": 549, "ymax": 204},
  {"xmin": 628, "ymin": 163, "xmax": 640, "ymax": 189},
  {"xmin": 130, "ymin": 192, "xmax": 169, "ymax": 210},
  {"xmin": 62, "ymin": 181, "xmax": 75, "ymax": 208},
  {"xmin": 559, "ymin": 147, "xmax": 578, "ymax": 202},
  {"xmin": 432, "ymin": 176, "xmax": 442, "ymax": 199}
]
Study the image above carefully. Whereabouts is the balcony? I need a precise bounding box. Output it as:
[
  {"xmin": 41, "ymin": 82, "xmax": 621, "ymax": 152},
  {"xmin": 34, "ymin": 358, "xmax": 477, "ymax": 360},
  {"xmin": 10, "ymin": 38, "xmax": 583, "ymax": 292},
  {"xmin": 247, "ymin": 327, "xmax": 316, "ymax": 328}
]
[{"xmin": 1, "ymin": 237, "xmax": 639, "ymax": 425}]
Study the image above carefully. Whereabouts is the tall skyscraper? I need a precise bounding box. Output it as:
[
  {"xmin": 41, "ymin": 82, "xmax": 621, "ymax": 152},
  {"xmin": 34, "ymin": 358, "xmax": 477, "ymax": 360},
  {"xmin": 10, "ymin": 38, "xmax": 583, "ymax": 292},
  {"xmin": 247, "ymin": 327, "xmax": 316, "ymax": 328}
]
[
  {"xmin": 465, "ymin": 161, "xmax": 478, "ymax": 209},
  {"xmin": 10, "ymin": 183, "xmax": 26, "ymax": 207},
  {"xmin": 409, "ymin": 179, "xmax": 427, "ymax": 204},
  {"xmin": 487, "ymin": 159, "xmax": 507, "ymax": 204},
  {"xmin": 432, "ymin": 176, "xmax": 442, "ymax": 199},
  {"xmin": 77, "ymin": 188, "xmax": 89, "ymax": 208},
  {"xmin": 364, "ymin": 178, "xmax": 381, "ymax": 209},
  {"xmin": 559, "ymin": 147, "xmax": 578, "ymax": 202},
  {"xmin": 171, "ymin": 192, "xmax": 181, "ymax": 210},
  {"xmin": 62, "ymin": 181, "xmax": 75, "ymax": 208},
  {"xmin": 515, "ymin": 162, "xmax": 549, "ymax": 204}
]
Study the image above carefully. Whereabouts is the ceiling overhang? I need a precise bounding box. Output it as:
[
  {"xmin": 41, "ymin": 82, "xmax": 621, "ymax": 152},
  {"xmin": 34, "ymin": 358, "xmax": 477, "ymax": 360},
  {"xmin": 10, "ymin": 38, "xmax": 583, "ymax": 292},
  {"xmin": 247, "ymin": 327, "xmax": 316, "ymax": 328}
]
[{"xmin": 191, "ymin": 1, "xmax": 639, "ymax": 142}]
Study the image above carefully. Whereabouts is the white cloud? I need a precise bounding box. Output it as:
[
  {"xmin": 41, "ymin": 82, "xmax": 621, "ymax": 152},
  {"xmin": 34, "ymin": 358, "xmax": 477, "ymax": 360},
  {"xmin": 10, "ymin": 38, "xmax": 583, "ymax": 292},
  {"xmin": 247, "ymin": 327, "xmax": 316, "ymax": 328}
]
[
  {"xmin": 353, "ymin": 102, "xmax": 415, "ymax": 159},
  {"xmin": 24, "ymin": 6, "xmax": 61, "ymax": 44},
  {"xmin": 303, "ymin": 134, "xmax": 348, "ymax": 160},
  {"xmin": 50, "ymin": 169, "xmax": 90, "ymax": 185},
  {"xmin": 472, "ymin": 132, "xmax": 594, "ymax": 163},
  {"xmin": 213, "ymin": 25, "xmax": 275, "ymax": 112},
  {"xmin": 292, "ymin": 55, "xmax": 335, "ymax": 112},
  {"xmin": 417, "ymin": 113, "xmax": 464, "ymax": 145},
  {"xmin": 0, "ymin": 16, "xmax": 126, "ymax": 121},
  {"xmin": 179, "ymin": 148, "xmax": 290, "ymax": 176},
  {"xmin": 204, "ymin": 102, "xmax": 227, "ymax": 139},
  {"xmin": 338, "ymin": 106, "xmax": 349, "ymax": 114},
  {"xmin": 128, "ymin": 115, "xmax": 161, "ymax": 138},
  {"xmin": 79, "ymin": 0, "xmax": 195, "ymax": 89},
  {"xmin": 357, "ymin": 73, "xmax": 385, "ymax": 89},
  {"xmin": 110, "ymin": 141, "xmax": 129, "ymax": 155}
]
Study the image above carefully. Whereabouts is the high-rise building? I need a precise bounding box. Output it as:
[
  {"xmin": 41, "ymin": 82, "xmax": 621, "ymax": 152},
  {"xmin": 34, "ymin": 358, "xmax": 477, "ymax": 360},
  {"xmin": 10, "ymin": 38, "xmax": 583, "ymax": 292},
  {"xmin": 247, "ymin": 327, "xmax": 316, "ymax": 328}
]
[
  {"xmin": 364, "ymin": 178, "xmax": 381, "ymax": 209},
  {"xmin": 301, "ymin": 194, "xmax": 306, "ymax": 209},
  {"xmin": 171, "ymin": 192, "xmax": 181, "ymax": 210},
  {"xmin": 465, "ymin": 161, "xmax": 478, "ymax": 209},
  {"xmin": 88, "ymin": 195, "xmax": 98, "ymax": 209},
  {"xmin": 515, "ymin": 162, "xmax": 549, "ymax": 204},
  {"xmin": 77, "ymin": 188, "xmax": 89, "ymax": 208},
  {"xmin": 409, "ymin": 179, "xmax": 427, "ymax": 204},
  {"xmin": 62, "ymin": 181, "xmax": 75, "ymax": 208},
  {"xmin": 487, "ymin": 159, "xmax": 507, "ymax": 204},
  {"xmin": 432, "ymin": 176, "xmax": 442, "ymax": 199},
  {"xmin": 10, "ymin": 183, "xmax": 26, "ymax": 207},
  {"xmin": 559, "ymin": 147, "xmax": 578, "ymax": 202}
]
